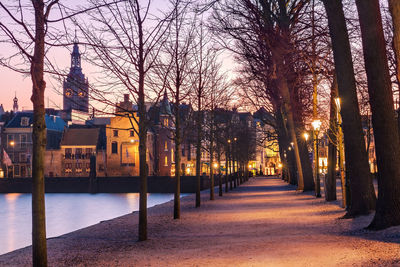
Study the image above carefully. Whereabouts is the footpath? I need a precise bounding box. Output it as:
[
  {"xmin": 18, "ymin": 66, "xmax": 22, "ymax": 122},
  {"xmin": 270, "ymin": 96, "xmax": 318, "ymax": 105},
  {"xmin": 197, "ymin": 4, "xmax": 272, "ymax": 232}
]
[{"xmin": 0, "ymin": 176, "xmax": 399, "ymax": 266}]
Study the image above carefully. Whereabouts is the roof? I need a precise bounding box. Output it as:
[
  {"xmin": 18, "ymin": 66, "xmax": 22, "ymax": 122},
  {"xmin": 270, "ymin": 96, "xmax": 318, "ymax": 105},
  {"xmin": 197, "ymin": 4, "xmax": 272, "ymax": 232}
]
[
  {"xmin": 5, "ymin": 112, "xmax": 66, "ymax": 131},
  {"xmin": 61, "ymin": 128, "xmax": 100, "ymax": 146}
]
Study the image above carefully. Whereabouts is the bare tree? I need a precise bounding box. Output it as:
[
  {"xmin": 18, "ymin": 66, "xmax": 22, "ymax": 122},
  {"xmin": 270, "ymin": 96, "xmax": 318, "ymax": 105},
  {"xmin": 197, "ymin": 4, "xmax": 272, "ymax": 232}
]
[
  {"xmin": 355, "ymin": 0, "xmax": 400, "ymax": 229},
  {"xmin": 322, "ymin": 0, "xmax": 376, "ymax": 216},
  {"xmin": 79, "ymin": 0, "xmax": 172, "ymax": 240}
]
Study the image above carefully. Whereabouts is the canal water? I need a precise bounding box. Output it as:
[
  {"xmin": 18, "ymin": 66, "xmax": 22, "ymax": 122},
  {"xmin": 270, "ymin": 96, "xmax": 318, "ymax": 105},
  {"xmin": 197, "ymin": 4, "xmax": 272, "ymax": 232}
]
[{"xmin": 0, "ymin": 193, "xmax": 176, "ymax": 255}]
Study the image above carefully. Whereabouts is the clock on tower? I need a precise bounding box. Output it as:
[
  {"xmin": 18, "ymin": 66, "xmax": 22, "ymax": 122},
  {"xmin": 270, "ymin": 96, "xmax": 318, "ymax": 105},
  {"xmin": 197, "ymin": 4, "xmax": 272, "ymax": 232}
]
[{"xmin": 63, "ymin": 39, "xmax": 89, "ymax": 113}]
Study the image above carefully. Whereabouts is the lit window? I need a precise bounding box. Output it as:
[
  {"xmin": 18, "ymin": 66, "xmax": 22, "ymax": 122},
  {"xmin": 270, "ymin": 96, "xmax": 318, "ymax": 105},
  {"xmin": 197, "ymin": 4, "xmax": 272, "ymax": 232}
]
[
  {"xmin": 171, "ymin": 149, "xmax": 174, "ymax": 163},
  {"xmin": 164, "ymin": 141, "xmax": 168, "ymax": 151},
  {"xmin": 163, "ymin": 118, "xmax": 168, "ymax": 127},
  {"xmin": 164, "ymin": 156, "xmax": 168, "ymax": 166}
]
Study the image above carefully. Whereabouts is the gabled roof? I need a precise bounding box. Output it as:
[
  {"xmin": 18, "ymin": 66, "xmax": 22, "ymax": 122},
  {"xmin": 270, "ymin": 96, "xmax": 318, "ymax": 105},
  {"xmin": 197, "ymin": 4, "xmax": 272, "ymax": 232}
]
[
  {"xmin": 5, "ymin": 112, "xmax": 66, "ymax": 131},
  {"xmin": 60, "ymin": 127, "xmax": 100, "ymax": 147}
]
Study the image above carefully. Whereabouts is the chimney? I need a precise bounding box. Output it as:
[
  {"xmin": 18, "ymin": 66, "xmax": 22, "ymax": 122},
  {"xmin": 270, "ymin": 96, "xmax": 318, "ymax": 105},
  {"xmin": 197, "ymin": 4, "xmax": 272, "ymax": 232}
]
[{"xmin": 124, "ymin": 94, "xmax": 129, "ymax": 103}]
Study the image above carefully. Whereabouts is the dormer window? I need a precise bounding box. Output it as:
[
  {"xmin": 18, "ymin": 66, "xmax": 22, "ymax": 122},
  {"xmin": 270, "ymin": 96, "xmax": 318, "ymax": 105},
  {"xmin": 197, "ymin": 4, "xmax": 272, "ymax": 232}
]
[{"xmin": 21, "ymin": 117, "xmax": 29, "ymax": 127}]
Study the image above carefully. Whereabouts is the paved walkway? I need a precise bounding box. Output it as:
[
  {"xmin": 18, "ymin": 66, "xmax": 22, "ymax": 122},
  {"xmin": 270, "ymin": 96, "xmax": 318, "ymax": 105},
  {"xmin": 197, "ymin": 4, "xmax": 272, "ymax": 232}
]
[{"xmin": 1, "ymin": 176, "xmax": 399, "ymax": 266}]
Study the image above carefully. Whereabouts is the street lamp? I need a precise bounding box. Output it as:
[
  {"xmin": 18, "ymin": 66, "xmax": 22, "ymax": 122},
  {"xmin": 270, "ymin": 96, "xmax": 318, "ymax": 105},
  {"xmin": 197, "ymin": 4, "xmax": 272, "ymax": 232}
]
[
  {"xmin": 312, "ymin": 119, "xmax": 321, "ymax": 198},
  {"xmin": 335, "ymin": 97, "xmax": 347, "ymax": 208},
  {"xmin": 303, "ymin": 132, "xmax": 309, "ymax": 142},
  {"xmin": 9, "ymin": 141, "xmax": 15, "ymax": 178}
]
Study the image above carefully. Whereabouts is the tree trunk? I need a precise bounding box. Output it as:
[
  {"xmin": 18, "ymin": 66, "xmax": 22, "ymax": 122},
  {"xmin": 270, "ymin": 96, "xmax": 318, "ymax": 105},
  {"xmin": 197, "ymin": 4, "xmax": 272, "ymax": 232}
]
[
  {"xmin": 326, "ymin": 76, "xmax": 338, "ymax": 201},
  {"xmin": 275, "ymin": 64, "xmax": 304, "ymax": 190},
  {"xmin": 356, "ymin": 0, "xmax": 400, "ymax": 229},
  {"xmin": 174, "ymin": 105, "xmax": 181, "ymax": 219},
  {"xmin": 31, "ymin": 1, "xmax": 47, "ymax": 265},
  {"xmin": 137, "ymin": 13, "xmax": 148, "ymax": 241},
  {"xmin": 217, "ymin": 145, "xmax": 222, "ymax": 196},
  {"xmin": 209, "ymin": 124, "xmax": 214, "ymax": 200},
  {"xmin": 323, "ymin": 0, "xmax": 376, "ymax": 216},
  {"xmin": 195, "ymin": 107, "xmax": 201, "ymax": 207}
]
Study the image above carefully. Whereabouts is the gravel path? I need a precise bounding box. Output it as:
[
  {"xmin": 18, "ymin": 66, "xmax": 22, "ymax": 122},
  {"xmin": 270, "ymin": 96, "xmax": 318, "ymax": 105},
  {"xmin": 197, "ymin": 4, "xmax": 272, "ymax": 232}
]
[{"xmin": 0, "ymin": 176, "xmax": 399, "ymax": 266}]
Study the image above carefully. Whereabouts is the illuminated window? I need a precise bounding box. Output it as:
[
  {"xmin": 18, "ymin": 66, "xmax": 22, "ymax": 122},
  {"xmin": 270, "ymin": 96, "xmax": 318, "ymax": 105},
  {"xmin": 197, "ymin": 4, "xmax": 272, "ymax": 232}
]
[
  {"xmin": 164, "ymin": 156, "xmax": 168, "ymax": 166},
  {"xmin": 164, "ymin": 141, "xmax": 168, "ymax": 151},
  {"xmin": 163, "ymin": 118, "xmax": 168, "ymax": 127},
  {"xmin": 171, "ymin": 149, "xmax": 174, "ymax": 163}
]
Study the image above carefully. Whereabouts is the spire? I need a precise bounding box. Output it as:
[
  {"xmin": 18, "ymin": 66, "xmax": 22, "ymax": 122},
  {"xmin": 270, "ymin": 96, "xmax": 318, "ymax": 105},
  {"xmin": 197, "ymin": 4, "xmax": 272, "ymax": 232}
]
[
  {"xmin": 13, "ymin": 92, "xmax": 18, "ymax": 113},
  {"xmin": 71, "ymin": 37, "xmax": 81, "ymax": 69},
  {"xmin": 160, "ymin": 90, "xmax": 171, "ymax": 115}
]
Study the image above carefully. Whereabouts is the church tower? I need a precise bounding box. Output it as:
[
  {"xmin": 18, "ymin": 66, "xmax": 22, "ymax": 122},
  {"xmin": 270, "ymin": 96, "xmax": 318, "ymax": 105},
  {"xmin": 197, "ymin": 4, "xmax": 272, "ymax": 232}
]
[
  {"xmin": 13, "ymin": 93, "xmax": 18, "ymax": 113},
  {"xmin": 63, "ymin": 39, "xmax": 89, "ymax": 113}
]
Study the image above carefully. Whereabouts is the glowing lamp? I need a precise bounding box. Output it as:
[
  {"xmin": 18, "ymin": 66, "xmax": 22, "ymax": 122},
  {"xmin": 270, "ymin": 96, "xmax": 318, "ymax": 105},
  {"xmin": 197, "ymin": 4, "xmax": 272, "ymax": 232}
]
[
  {"xmin": 303, "ymin": 132, "xmax": 309, "ymax": 141},
  {"xmin": 312, "ymin": 119, "xmax": 321, "ymax": 131},
  {"xmin": 334, "ymin": 97, "xmax": 341, "ymax": 111}
]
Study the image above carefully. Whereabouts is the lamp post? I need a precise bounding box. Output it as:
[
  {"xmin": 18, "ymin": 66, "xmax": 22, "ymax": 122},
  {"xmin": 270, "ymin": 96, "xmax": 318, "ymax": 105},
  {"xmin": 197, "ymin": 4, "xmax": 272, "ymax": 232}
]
[
  {"xmin": 312, "ymin": 119, "xmax": 321, "ymax": 198},
  {"xmin": 335, "ymin": 97, "xmax": 347, "ymax": 208},
  {"xmin": 9, "ymin": 140, "xmax": 15, "ymax": 178}
]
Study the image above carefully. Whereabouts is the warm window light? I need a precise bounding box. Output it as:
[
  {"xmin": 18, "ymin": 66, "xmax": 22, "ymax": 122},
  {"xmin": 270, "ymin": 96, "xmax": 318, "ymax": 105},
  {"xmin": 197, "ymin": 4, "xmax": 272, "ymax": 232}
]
[
  {"xmin": 186, "ymin": 167, "xmax": 191, "ymax": 175},
  {"xmin": 335, "ymin": 97, "xmax": 341, "ymax": 111},
  {"xmin": 312, "ymin": 119, "xmax": 321, "ymax": 131},
  {"xmin": 303, "ymin": 132, "xmax": 309, "ymax": 141},
  {"xmin": 213, "ymin": 163, "xmax": 218, "ymax": 169}
]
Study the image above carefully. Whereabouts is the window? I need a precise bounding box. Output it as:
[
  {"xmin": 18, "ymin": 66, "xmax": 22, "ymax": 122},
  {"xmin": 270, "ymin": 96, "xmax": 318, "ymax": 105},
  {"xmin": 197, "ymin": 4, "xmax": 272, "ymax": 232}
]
[
  {"xmin": 163, "ymin": 118, "xmax": 168, "ymax": 127},
  {"xmin": 76, "ymin": 163, "xmax": 82, "ymax": 173},
  {"xmin": 164, "ymin": 156, "xmax": 168, "ymax": 166},
  {"xmin": 20, "ymin": 134, "xmax": 27, "ymax": 149},
  {"xmin": 112, "ymin": 142, "xmax": 118, "ymax": 154},
  {"xmin": 20, "ymin": 153, "xmax": 27, "ymax": 163},
  {"xmin": 20, "ymin": 117, "xmax": 29, "ymax": 126},
  {"xmin": 65, "ymin": 148, "xmax": 72, "ymax": 159},
  {"xmin": 85, "ymin": 148, "xmax": 93, "ymax": 158},
  {"xmin": 164, "ymin": 141, "xmax": 168, "ymax": 151},
  {"xmin": 113, "ymin": 130, "xmax": 118, "ymax": 137},
  {"xmin": 171, "ymin": 149, "xmax": 174, "ymax": 163},
  {"xmin": 130, "ymin": 131, "xmax": 134, "ymax": 137},
  {"xmin": 7, "ymin": 134, "xmax": 14, "ymax": 148},
  {"xmin": 181, "ymin": 144, "xmax": 185, "ymax": 156},
  {"xmin": 65, "ymin": 163, "xmax": 72, "ymax": 173},
  {"xmin": 14, "ymin": 165, "xmax": 20, "ymax": 176},
  {"xmin": 75, "ymin": 148, "xmax": 82, "ymax": 159}
]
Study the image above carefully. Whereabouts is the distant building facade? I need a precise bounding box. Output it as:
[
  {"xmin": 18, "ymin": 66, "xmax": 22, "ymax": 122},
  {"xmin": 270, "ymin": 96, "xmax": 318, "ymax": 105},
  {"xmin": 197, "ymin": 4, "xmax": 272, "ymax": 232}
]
[{"xmin": 3, "ymin": 112, "xmax": 66, "ymax": 177}]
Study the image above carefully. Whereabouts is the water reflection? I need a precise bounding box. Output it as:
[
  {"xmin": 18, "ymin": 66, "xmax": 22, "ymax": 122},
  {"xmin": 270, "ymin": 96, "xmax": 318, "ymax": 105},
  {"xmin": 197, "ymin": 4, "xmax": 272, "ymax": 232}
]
[{"xmin": 0, "ymin": 193, "xmax": 175, "ymax": 255}]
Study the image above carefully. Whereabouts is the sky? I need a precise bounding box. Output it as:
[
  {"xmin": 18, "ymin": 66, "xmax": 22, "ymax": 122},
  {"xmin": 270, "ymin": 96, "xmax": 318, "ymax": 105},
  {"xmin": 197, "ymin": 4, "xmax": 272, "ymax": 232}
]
[{"xmin": 0, "ymin": 0, "xmax": 235, "ymax": 112}]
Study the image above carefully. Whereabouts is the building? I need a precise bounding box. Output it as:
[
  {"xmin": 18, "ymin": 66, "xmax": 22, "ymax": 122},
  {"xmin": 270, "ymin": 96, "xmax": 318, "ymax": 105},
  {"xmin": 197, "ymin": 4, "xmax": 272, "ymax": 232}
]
[
  {"xmin": 3, "ymin": 112, "xmax": 66, "ymax": 177},
  {"xmin": 63, "ymin": 40, "xmax": 89, "ymax": 113},
  {"xmin": 59, "ymin": 126, "xmax": 106, "ymax": 177}
]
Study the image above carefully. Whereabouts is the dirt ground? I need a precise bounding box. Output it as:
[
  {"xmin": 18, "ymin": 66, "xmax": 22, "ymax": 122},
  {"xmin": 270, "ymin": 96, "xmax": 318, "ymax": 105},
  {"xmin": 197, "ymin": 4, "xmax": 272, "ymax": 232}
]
[{"xmin": 0, "ymin": 176, "xmax": 399, "ymax": 267}]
